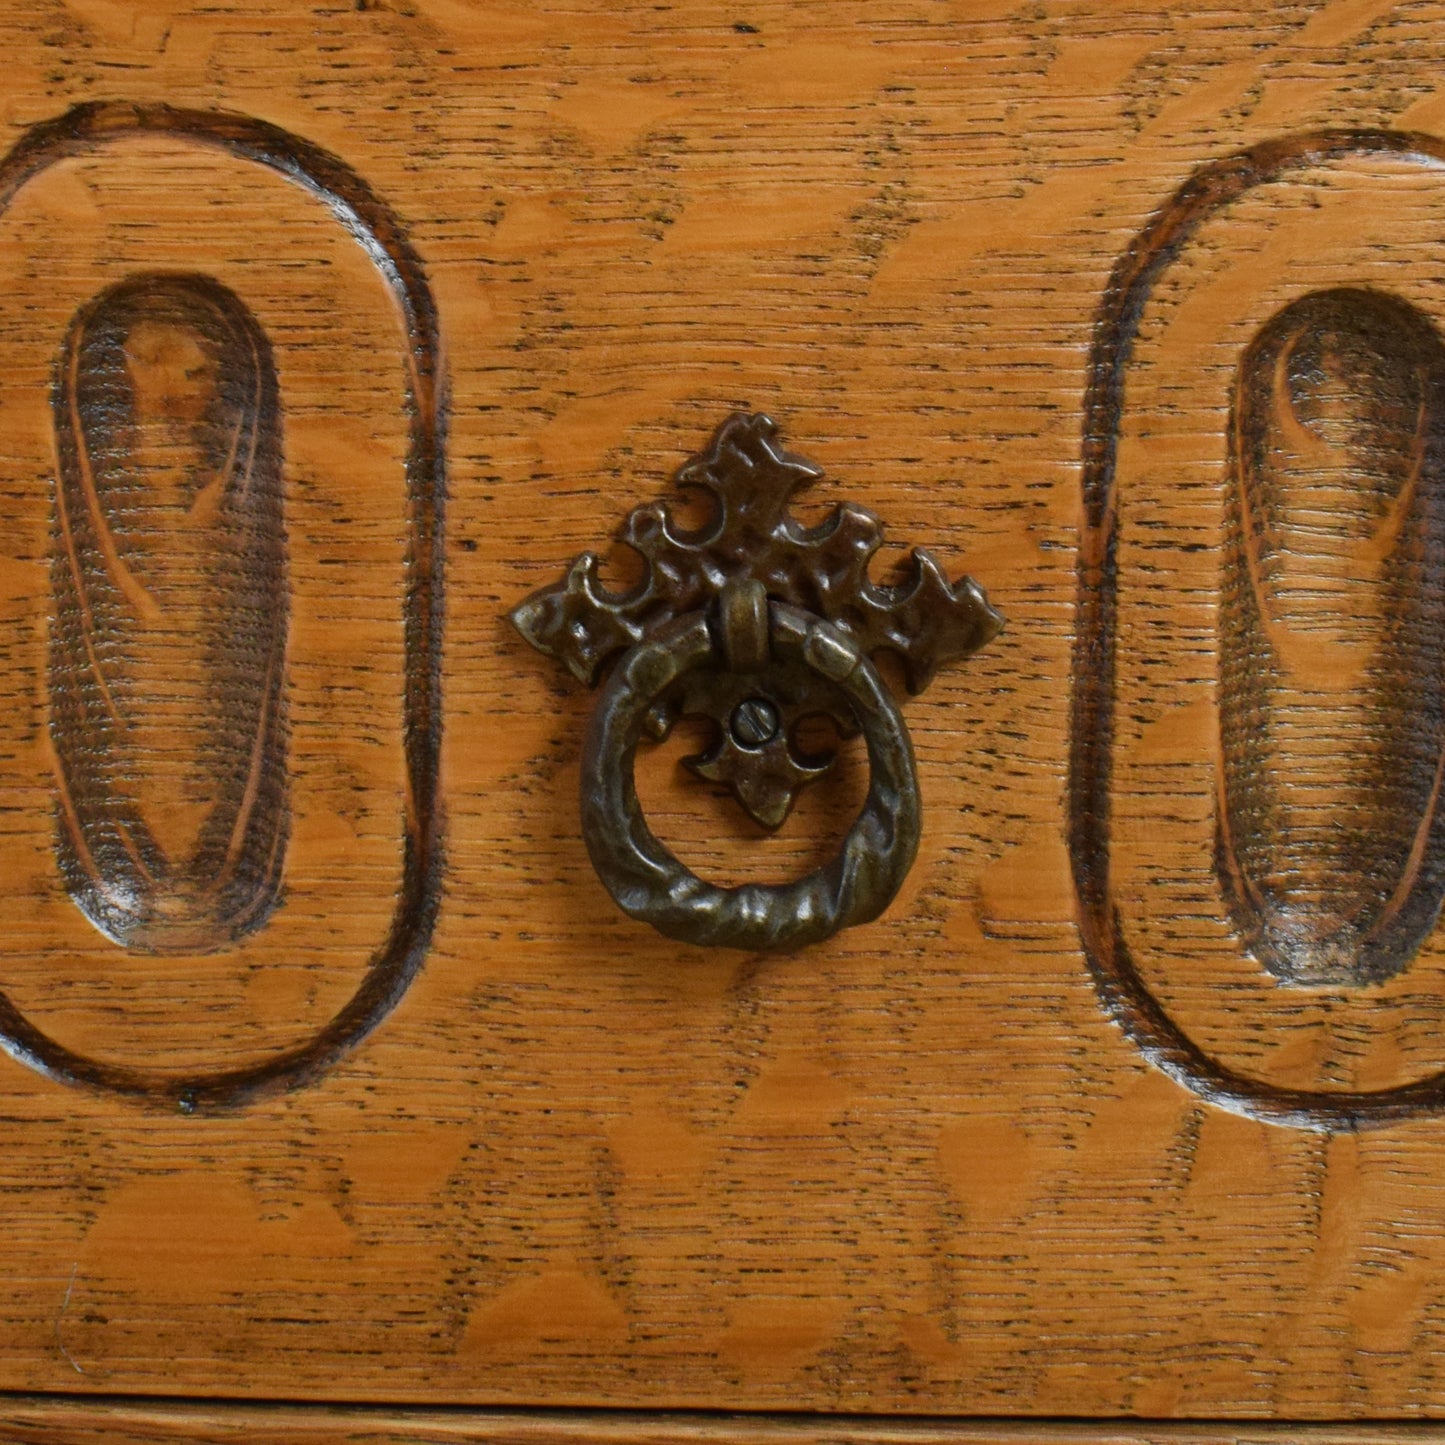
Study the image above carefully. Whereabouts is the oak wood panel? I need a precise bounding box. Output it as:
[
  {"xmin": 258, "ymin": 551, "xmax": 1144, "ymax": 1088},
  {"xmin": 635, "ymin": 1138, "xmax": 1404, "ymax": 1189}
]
[{"xmin": 0, "ymin": 0, "xmax": 1438, "ymax": 1424}]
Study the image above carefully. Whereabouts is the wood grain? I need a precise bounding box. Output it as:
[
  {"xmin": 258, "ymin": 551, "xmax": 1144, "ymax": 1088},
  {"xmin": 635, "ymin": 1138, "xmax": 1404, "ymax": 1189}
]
[{"xmin": 0, "ymin": 0, "xmax": 1440, "ymax": 1424}]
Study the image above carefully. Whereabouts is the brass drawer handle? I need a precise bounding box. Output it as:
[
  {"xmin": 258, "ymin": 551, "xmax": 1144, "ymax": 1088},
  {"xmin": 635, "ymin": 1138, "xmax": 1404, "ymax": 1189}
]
[
  {"xmin": 511, "ymin": 412, "xmax": 1002, "ymax": 950},
  {"xmin": 579, "ymin": 587, "xmax": 919, "ymax": 950}
]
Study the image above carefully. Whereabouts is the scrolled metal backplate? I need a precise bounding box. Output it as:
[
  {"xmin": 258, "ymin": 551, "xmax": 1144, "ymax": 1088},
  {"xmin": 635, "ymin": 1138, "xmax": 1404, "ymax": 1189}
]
[{"xmin": 510, "ymin": 412, "xmax": 1003, "ymax": 951}]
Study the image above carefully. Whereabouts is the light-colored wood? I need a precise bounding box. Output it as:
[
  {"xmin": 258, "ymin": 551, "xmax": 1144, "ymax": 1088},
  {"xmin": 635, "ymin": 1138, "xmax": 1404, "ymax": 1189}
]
[
  {"xmin": 4, "ymin": 1403, "xmax": 1445, "ymax": 1445},
  {"xmin": 0, "ymin": 0, "xmax": 1441, "ymax": 1423}
]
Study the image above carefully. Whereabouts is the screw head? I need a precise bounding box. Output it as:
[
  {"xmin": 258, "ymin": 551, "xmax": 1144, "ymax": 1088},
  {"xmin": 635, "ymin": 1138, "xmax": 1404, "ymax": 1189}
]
[{"xmin": 730, "ymin": 696, "xmax": 780, "ymax": 749}]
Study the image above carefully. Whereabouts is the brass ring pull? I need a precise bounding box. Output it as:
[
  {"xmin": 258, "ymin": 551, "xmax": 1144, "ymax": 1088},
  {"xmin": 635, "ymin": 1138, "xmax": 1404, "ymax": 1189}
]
[
  {"xmin": 580, "ymin": 596, "xmax": 920, "ymax": 951},
  {"xmin": 511, "ymin": 412, "xmax": 1003, "ymax": 951}
]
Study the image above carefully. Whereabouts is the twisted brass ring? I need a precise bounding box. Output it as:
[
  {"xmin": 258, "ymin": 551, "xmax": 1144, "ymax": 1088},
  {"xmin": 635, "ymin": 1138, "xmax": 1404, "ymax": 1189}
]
[{"xmin": 579, "ymin": 602, "xmax": 921, "ymax": 951}]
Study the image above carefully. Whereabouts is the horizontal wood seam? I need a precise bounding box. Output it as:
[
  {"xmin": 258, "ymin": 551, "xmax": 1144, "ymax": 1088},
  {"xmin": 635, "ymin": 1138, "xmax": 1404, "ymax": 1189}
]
[{"xmin": 3, "ymin": 1390, "xmax": 1445, "ymax": 1437}]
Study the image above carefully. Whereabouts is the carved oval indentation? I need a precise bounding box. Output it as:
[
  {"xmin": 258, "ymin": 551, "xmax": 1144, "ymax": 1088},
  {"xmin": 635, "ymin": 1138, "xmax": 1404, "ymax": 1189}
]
[
  {"xmin": 1072, "ymin": 128, "xmax": 1445, "ymax": 1129},
  {"xmin": 0, "ymin": 101, "xmax": 444, "ymax": 1111},
  {"xmin": 1218, "ymin": 288, "xmax": 1445, "ymax": 987},
  {"xmin": 51, "ymin": 272, "xmax": 288, "ymax": 953}
]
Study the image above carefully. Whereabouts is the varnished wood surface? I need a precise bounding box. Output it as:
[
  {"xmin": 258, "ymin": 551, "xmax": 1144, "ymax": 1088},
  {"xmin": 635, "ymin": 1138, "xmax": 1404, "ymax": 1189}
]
[{"xmin": 0, "ymin": 0, "xmax": 1444, "ymax": 1423}]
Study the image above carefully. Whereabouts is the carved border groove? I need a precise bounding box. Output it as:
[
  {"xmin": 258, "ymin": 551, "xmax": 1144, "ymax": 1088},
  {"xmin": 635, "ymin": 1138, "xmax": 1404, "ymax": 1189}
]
[
  {"xmin": 0, "ymin": 102, "xmax": 445, "ymax": 1111},
  {"xmin": 1071, "ymin": 127, "xmax": 1445, "ymax": 1131}
]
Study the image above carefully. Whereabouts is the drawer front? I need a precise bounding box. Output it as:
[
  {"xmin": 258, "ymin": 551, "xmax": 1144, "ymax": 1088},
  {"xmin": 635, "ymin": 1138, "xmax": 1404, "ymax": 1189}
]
[{"xmin": 0, "ymin": 0, "xmax": 1440, "ymax": 1421}]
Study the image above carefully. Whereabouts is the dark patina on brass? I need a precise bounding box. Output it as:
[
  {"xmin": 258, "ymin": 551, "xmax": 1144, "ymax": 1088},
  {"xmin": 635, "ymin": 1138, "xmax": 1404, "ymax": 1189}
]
[{"xmin": 510, "ymin": 412, "xmax": 1002, "ymax": 951}]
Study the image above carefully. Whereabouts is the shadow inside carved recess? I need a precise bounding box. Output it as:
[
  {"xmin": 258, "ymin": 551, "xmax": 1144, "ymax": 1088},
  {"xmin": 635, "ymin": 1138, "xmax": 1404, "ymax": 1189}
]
[
  {"xmin": 50, "ymin": 272, "xmax": 288, "ymax": 954},
  {"xmin": 1218, "ymin": 287, "xmax": 1445, "ymax": 987}
]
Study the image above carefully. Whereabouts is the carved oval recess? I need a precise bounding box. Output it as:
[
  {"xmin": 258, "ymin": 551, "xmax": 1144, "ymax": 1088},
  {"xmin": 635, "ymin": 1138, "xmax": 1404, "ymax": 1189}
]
[
  {"xmin": 52, "ymin": 273, "xmax": 289, "ymax": 955},
  {"xmin": 0, "ymin": 102, "xmax": 444, "ymax": 1111},
  {"xmin": 1072, "ymin": 128, "xmax": 1445, "ymax": 1130},
  {"xmin": 1218, "ymin": 288, "xmax": 1445, "ymax": 988}
]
